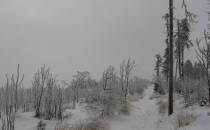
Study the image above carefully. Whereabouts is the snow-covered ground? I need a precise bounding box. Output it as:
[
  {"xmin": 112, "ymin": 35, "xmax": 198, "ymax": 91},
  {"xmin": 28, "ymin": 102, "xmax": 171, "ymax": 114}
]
[
  {"xmin": 9, "ymin": 103, "xmax": 92, "ymax": 130},
  {"xmin": 1, "ymin": 85, "xmax": 210, "ymax": 130},
  {"xmin": 182, "ymin": 106, "xmax": 210, "ymax": 130},
  {"xmin": 107, "ymin": 86, "xmax": 160, "ymax": 130},
  {"xmin": 107, "ymin": 85, "xmax": 210, "ymax": 130}
]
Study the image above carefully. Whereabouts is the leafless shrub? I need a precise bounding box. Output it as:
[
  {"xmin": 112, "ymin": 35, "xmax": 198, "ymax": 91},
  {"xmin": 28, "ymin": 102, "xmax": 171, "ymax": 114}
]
[
  {"xmin": 118, "ymin": 103, "xmax": 130, "ymax": 115},
  {"xmin": 207, "ymin": 112, "xmax": 210, "ymax": 116},
  {"xmin": 1, "ymin": 65, "xmax": 24, "ymax": 130},
  {"xmin": 70, "ymin": 121, "xmax": 105, "ymax": 130},
  {"xmin": 157, "ymin": 101, "xmax": 167, "ymax": 114},
  {"xmin": 54, "ymin": 122, "xmax": 69, "ymax": 130},
  {"xmin": 176, "ymin": 112, "xmax": 196, "ymax": 128}
]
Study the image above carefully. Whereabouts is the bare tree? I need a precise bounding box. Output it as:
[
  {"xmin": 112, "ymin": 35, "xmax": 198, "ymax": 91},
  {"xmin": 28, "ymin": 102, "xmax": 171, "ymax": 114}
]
[
  {"xmin": 1, "ymin": 65, "xmax": 24, "ymax": 130},
  {"xmin": 102, "ymin": 66, "xmax": 116, "ymax": 91},
  {"xmin": 32, "ymin": 65, "xmax": 64, "ymax": 120},
  {"xmin": 120, "ymin": 58, "xmax": 135, "ymax": 103},
  {"xmin": 196, "ymin": 30, "xmax": 210, "ymax": 104},
  {"xmin": 2, "ymin": 76, "xmax": 15, "ymax": 130},
  {"xmin": 14, "ymin": 64, "xmax": 24, "ymax": 112},
  {"xmin": 32, "ymin": 65, "xmax": 50, "ymax": 117},
  {"xmin": 101, "ymin": 65, "xmax": 118, "ymax": 116},
  {"xmin": 63, "ymin": 71, "xmax": 90, "ymax": 109},
  {"xmin": 56, "ymin": 85, "xmax": 64, "ymax": 120},
  {"xmin": 44, "ymin": 75, "xmax": 56, "ymax": 120},
  {"xmin": 45, "ymin": 79, "xmax": 64, "ymax": 120}
]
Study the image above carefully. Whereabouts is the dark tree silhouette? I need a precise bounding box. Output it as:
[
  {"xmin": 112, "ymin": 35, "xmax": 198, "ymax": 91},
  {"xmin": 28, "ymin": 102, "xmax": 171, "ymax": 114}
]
[
  {"xmin": 196, "ymin": 31, "xmax": 210, "ymax": 104},
  {"xmin": 168, "ymin": 0, "xmax": 174, "ymax": 115},
  {"xmin": 155, "ymin": 54, "xmax": 162, "ymax": 77},
  {"xmin": 162, "ymin": 13, "xmax": 170, "ymax": 82}
]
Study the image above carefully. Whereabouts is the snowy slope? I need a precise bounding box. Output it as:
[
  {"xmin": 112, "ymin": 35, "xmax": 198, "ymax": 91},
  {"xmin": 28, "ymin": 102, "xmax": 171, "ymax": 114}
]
[
  {"xmin": 181, "ymin": 106, "xmax": 210, "ymax": 130},
  {"xmin": 1, "ymin": 85, "xmax": 210, "ymax": 130},
  {"xmin": 1, "ymin": 103, "xmax": 91, "ymax": 130},
  {"xmin": 108, "ymin": 86, "xmax": 161, "ymax": 130},
  {"xmin": 107, "ymin": 85, "xmax": 210, "ymax": 130}
]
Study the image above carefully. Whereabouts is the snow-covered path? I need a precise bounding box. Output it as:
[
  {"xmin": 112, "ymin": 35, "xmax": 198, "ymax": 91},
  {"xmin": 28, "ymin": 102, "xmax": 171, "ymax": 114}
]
[{"xmin": 108, "ymin": 85, "xmax": 160, "ymax": 130}]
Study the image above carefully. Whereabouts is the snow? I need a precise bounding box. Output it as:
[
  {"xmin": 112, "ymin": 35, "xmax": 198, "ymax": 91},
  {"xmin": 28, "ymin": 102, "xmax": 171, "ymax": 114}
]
[
  {"xmin": 1, "ymin": 85, "xmax": 210, "ymax": 130},
  {"xmin": 62, "ymin": 103, "xmax": 92, "ymax": 126},
  {"xmin": 107, "ymin": 85, "xmax": 210, "ymax": 130},
  {"xmin": 0, "ymin": 103, "xmax": 91, "ymax": 130},
  {"xmin": 15, "ymin": 112, "xmax": 39, "ymax": 130},
  {"xmin": 182, "ymin": 106, "xmax": 210, "ymax": 130}
]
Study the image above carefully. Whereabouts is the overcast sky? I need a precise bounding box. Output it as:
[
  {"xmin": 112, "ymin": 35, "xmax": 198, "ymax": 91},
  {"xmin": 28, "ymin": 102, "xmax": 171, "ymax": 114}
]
[{"xmin": 0, "ymin": 0, "xmax": 208, "ymax": 86}]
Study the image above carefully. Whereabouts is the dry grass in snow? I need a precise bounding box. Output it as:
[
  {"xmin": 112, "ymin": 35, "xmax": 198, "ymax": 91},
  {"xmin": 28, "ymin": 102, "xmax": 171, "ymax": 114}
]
[
  {"xmin": 176, "ymin": 111, "xmax": 196, "ymax": 128},
  {"xmin": 118, "ymin": 103, "xmax": 130, "ymax": 115},
  {"xmin": 157, "ymin": 100, "xmax": 167, "ymax": 114},
  {"xmin": 54, "ymin": 120, "xmax": 105, "ymax": 130}
]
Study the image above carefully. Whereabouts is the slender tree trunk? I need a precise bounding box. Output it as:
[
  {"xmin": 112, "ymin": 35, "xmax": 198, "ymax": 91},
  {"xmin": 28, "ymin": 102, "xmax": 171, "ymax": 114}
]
[
  {"xmin": 168, "ymin": 0, "xmax": 174, "ymax": 115},
  {"xmin": 181, "ymin": 47, "xmax": 184, "ymax": 81},
  {"xmin": 178, "ymin": 54, "xmax": 181, "ymax": 79},
  {"xmin": 208, "ymin": 73, "xmax": 210, "ymax": 105},
  {"xmin": 206, "ymin": 55, "xmax": 210, "ymax": 105},
  {"xmin": 36, "ymin": 86, "xmax": 44, "ymax": 117},
  {"xmin": 207, "ymin": 45, "xmax": 210, "ymax": 104},
  {"xmin": 177, "ymin": 21, "xmax": 182, "ymax": 80},
  {"xmin": 125, "ymin": 76, "xmax": 129, "ymax": 102},
  {"xmin": 175, "ymin": 59, "xmax": 178, "ymax": 80},
  {"xmin": 209, "ymin": 83, "xmax": 210, "ymax": 105}
]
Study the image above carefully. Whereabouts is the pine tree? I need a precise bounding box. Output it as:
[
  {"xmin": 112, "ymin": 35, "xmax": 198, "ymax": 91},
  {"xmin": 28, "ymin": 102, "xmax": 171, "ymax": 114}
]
[
  {"xmin": 155, "ymin": 54, "xmax": 162, "ymax": 77},
  {"xmin": 174, "ymin": 0, "xmax": 196, "ymax": 81},
  {"xmin": 175, "ymin": 18, "xmax": 192, "ymax": 81},
  {"xmin": 162, "ymin": 13, "xmax": 170, "ymax": 82}
]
